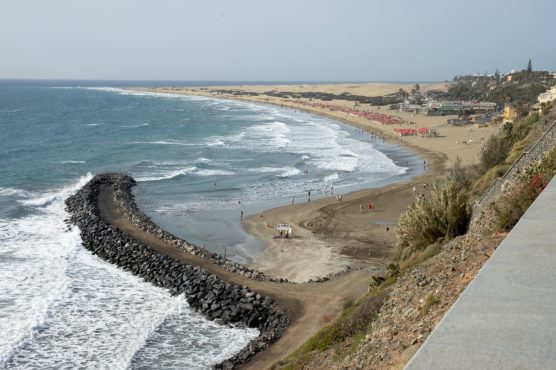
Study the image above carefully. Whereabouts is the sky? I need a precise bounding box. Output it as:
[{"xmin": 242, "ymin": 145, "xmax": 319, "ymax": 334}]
[{"xmin": 1, "ymin": 0, "xmax": 555, "ymax": 82}]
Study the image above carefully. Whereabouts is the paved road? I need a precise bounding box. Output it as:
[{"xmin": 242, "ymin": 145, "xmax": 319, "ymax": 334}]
[{"xmin": 406, "ymin": 177, "xmax": 556, "ymax": 369}]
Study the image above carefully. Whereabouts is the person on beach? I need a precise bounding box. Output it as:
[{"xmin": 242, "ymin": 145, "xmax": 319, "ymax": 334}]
[
  {"xmin": 412, "ymin": 186, "xmax": 416, "ymax": 194},
  {"xmin": 360, "ymin": 204, "xmax": 363, "ymax": 213},
  {"xmin": 330, "ymin": 185, "xmax": 334, "ymax": 195},
  {"xmin": 291, "ymin": 197, "xmax": 295, "ymax": 205},
  {"xmin": 240, "ymin": 210, "xmax": 243, "ymax": 220}
]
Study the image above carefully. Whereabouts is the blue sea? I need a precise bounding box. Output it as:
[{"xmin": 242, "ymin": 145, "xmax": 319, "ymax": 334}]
[{"xmin": 0, "ymin": 80, "xmax": 423, "ymax": 368}]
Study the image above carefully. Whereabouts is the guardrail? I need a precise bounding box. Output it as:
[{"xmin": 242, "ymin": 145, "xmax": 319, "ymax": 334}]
[{"xmin": 472, "ymin": 119, "xmax": 556, "ymax": 218}]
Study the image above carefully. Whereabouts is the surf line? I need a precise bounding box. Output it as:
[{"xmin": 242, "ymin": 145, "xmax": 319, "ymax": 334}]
[{"xmin": 65, "ymin": 173, "xmax": 289, "ymax": 368}]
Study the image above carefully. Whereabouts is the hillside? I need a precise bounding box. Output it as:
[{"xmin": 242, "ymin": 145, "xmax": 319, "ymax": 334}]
[{"xmin": 274, "ymin": 104, "xmax": 556, "ymax": 370}]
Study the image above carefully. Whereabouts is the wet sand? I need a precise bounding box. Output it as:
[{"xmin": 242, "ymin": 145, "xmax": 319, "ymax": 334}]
[
  {"xmin": 133, "ymin": 83, "xmax": 494, "ymax": 282},
  {"xmin": 244, "ymin": 149, "xmax": 444, "ymax": 282}
]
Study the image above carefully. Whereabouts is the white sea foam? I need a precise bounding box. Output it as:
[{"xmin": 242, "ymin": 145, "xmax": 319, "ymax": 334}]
[
  {"xmin": 83, "ymin": 87, "xmax": 210, "ymax": 102},
  {"xmin": 132, "ymin": 140, "xmax": 194, "ymax": 146},
  {"xmin": 324, "ymin": 173, "xmax": 339, "ymax": 183},
  {"xmin": 85, "ymin": 123, "xmax": 102, "ymax": 127},
  {"xmin": 276, "ymin": 168, "xmax": 301, "ymax": 178},
  {"xmin": 0, "ymin": 174, "xmax": 259, "ymax": 368},
  {"xmin": 196, "ymin": 169, "xmax": 235, "ymax": 176},
  {"xmin": 136, "ymin": 167, "xmax": 198, "ymax": 182},
  {"xmin": 88, "ymin": 86, "xmax": 405, "ymax": 205},
  {"xmin": 247, "ymin": 167, "xmax": 284, "ymax": 173},
  {"xmin": 0, "ymin": 187, "xmax": 35, "ymax": 198},
  {"xmin": 205, "ymin": 140, "xmax": 225, "ymax": 147},
  {"xmin": 225, "ymin": 132, "xmax": 246, "ymax": 142},
  {"xmin": 0, "ymin": 173, "xmax": 92, "ymax": 366},
  {"xmin": 238, "ymin": 121, "xmax": 290, "ymax": 150},
  {"xmin": 247, "ymin": 166, "xmax": 301, "ymax": 178},
  {"xmin": 0, "ymin": 108, "xmax": 25, "ymax": 114},
  {"xmin": 141, "ymin": 158, "xmax": 214, "ymax": 167},
  {"xmin": 60, "ymin": 160, "xmax": 86, "ymax": 164},
  {"xmin": 136, "ymin": 167, "xmax": 235, "ymax": 182},
  {"xmin": 121, "ymin": 123, "xmax": 150, "ymax": 128}
]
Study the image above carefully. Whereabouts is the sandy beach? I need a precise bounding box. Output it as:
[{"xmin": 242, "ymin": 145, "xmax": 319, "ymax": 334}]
[{"xmin": 137, "ymin": 83, "xmax": 498, "ymax": 282}]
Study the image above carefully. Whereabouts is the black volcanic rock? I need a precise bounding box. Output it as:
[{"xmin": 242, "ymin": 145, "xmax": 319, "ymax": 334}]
[{"xmin": 65, "ymin": 173, "xmax": 289, "ymax": 369}]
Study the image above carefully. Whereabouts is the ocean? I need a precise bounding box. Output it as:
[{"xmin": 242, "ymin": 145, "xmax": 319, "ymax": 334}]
[{"xmin": 0, "ymin": 80, "xmax": 423, "ymax": 368}]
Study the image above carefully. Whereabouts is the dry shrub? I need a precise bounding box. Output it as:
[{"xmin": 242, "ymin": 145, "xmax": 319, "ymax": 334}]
[
  {"xmin": 397, "ymin": 180, "xmax": 470, "ymax": 260},
  {"xmin": 289, "ymin": 291, "xmax": 387, "ymax": 359},
  {"xmin": 400, "ymin": 242, "xmax": 441, "ymax": 272}
]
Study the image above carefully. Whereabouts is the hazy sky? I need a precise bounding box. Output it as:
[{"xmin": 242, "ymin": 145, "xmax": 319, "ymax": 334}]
[{"xmin": 1, "ymin": 0, "xmax": 555, "ymax": 81}]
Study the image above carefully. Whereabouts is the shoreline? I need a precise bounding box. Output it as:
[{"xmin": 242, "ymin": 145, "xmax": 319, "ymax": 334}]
[
  {"xmin": 66, "ymin": 173, "xmax": 375, "ymax": 370},
  {"xmin": 128, "ymin": 84, "xmax": 492, "ymax": 282},
  {"xmin": 243, "ymin": 153, "xmax": 444, "ymax": 282},
  {"xmin": 128, "ymin": 86, "xmax": 447, "ymax": 280},
  {"xmin": 136, "ymin": 83, "xmax": 498, "ymax": 167}
]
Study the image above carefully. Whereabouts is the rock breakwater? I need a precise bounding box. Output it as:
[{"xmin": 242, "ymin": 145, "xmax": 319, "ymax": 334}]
[
  {"xmin": 65, "ymin": 173, "xmax": 289, "ymax": 369},
  {"xmin": 111, "ymin": 173, "xmax": 288, "ymax": 282}
]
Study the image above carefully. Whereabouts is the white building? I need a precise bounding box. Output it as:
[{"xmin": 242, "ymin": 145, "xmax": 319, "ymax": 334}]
[{"xmin": 538, "ymin": 86, "xmax": 556, "ymax": 104}]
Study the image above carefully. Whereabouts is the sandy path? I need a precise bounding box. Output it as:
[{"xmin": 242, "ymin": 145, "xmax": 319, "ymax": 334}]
[{"xmin": 97, "ymin": 184, "xmax": 373, "ymax": 370}]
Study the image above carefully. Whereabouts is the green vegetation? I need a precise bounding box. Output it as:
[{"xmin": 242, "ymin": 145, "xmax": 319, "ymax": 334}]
[
  {"xmin": 446, "ymin": 69, "xmax": 555, "ymax": 114},
  {"xmin": 397, "ymin": 181, "xmax": 470, "ymax": 260},
  {"xmin": 447, "ymin": 157, "xmax": 472, "ymax": 191},
  {"xmin": 479, "ymin": 113, "xmax": 540, "ymax": 172},
  {"xmin": 264, "ymin": 90, "xmax": 399, "ymax": 106},
  {"xmin": 273, "ymin": 92, "xmax": 555, "ymax": 370},
  {"xmin": 275, "ymin": 291, "xmax": 387, "ymax": 369},
  {"xmin": 495, "ymin": 148, "xmax": 556, "ymax": 231},
  {"xmin": 396, "ymin": 109, "xmax": 547, "ymax": 260},
  {"xmin": 399, "ymin": 242, "xmax": 442, "ymax": 272},
  {"xmin": 473, "ymin": 164, "xmax": 510, "ymax": 195},
  {"xmin": 370, "ymin": 263, "xmax": 400, "ymax": 288},
  {"xmin": 473, "ymin": 102, "xmax": 556, "ymax": 231},
  {"xmin": 479, "ymin": 134, "xmax": 512, "ymax": 172}
]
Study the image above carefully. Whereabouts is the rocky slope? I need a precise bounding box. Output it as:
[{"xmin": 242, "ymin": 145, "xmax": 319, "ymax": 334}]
[{"xmin": 292, "ymin": 190, "xmax": 507, "ymax": 370}]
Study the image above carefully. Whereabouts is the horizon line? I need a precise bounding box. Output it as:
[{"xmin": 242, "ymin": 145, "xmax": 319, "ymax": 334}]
[{"xmin": 0, "ymin": 78, "xmax": 447, "ymax": 85}]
